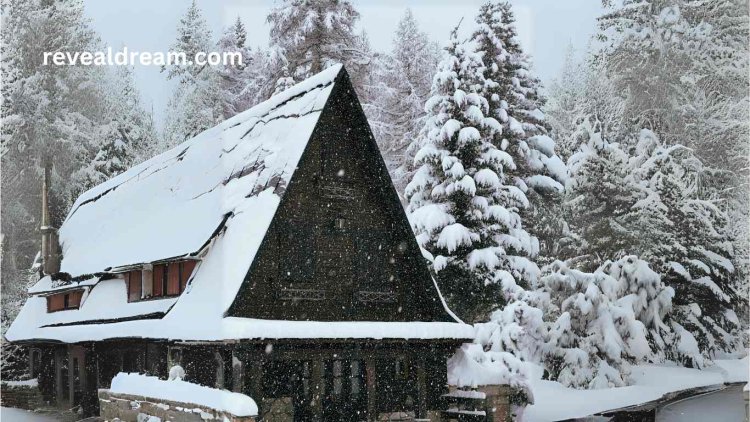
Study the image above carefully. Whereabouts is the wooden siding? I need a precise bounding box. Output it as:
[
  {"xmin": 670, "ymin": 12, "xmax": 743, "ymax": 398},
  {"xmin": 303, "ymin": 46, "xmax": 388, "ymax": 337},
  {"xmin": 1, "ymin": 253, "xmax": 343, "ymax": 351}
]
[{"xmin": 228, "ymin": 70, "xmax": 452, "ymax": 322}]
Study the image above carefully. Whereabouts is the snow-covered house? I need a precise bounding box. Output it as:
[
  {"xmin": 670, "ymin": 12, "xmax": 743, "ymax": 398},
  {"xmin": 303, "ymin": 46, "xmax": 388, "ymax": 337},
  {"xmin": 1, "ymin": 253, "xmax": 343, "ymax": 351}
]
[{"xmin": 6, "ymin": 65, "xmax": 473, "ymax": 420}]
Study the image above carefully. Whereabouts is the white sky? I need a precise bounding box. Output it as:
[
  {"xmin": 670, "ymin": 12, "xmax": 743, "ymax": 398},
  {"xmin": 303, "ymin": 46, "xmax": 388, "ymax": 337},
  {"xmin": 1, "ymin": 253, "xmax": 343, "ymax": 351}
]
[{"xmin": 82, "ymin": 0, "xmax": 604, "ymax": 127}]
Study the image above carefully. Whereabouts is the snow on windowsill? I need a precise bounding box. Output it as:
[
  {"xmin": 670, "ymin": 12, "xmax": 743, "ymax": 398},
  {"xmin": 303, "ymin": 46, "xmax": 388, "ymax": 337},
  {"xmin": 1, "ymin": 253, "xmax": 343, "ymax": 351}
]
[{"xmin": 106, "ymin": 373, "xmax": 257, "ymax": 417}]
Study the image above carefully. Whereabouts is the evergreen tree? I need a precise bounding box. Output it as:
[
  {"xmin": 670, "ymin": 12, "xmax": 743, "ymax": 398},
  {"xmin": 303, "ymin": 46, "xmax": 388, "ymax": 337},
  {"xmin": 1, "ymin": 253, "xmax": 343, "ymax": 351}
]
[
  {"xmin": 267, "ymin": 0, "xmax": 362, "ymax": 79},
  {"xmin": 371, "ymin": 9, "xmax": 438, "ymax": 202},
  {"xmin": 563, "ymin": 119, "xmax": 642, "ymax": 270},
  {"xmin": 1, "ymin": 0, "xmax": 111, "ymax": 285},
  {"xmin": 598, "ymin": 0, "xmax": 749, "ymax": 175},
  {"xmin": 406, "ymin": 27, "xmax": 536, "ymax": 321},
  {"xmin": 161, "ymin": 0, "xmax": 212, "ymax": 84},
  {"xmin": 471, "ymin": 1, "xmax": 566, "ymax": 262},
  {"xmin": 629, "ymin": 130, "xmax": 742, "ymax": 359},
  {"xmin": 162, "ymin": 1, "xmax": 223, "ymax": 148},
  {"xmin": 216, "ymin": 17, "xmax": 255, "ymax": 117}
]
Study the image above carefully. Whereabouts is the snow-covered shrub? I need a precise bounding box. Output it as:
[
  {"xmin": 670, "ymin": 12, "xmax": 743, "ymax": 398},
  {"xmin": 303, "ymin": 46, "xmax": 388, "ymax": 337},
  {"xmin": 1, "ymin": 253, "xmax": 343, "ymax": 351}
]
[
  {"xmin": 474, "ymin": 300, "xmax": 546, "ymax": 363},
  {"xmin": 538, "ymin": 256, "xmax": 680, "ymax": 388},
  {"xmin": 168, "ymin": 365, "xmax": 185, "ymax": 381},
  {"xmin": 448, "ymin": 343, "xmax": 533, "ymax": 414}
]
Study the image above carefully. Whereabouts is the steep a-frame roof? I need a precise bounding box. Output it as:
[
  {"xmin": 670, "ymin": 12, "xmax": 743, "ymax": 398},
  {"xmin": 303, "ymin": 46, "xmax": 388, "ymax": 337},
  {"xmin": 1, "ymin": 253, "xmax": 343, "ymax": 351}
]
[{"xmin": 7, "ymin": 65, "xmax": 472, "ymax": 343}]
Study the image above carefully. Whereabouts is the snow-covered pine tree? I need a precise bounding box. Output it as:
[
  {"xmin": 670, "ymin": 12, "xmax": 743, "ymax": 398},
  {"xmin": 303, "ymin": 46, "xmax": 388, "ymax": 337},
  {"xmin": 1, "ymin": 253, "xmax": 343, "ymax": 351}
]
[
  {"xmin": 406, "ymin": 27, "xmax": 537, "ymax": 321},
  {"xmin": 598, "ymin": 0, "xmax": 749, "ymax": 176},
  {"xmin": 629, "ymin": 130, "xmax": 742, "ymax": 360},
  {"xmin": 162, "ymin": 1, "xmax": 224, "ymax": 148},
  {"xmin": 1, "ymin": 0, "xmax": 111, "ymax": 279},
  {"xmin": 109, "ymin": 65, "xmax": 157, "ymax": 164},
  {"xmin": 563, "ymin": 119, "xmax": 642, "ymax": 271},
  {"xmin": 267, "ymin": 0, "xmax": 361, "ymax": 79},
  {"xmin": 216, "ymin": 17, "xmax": 254, "ymax": 118},
  {"xmin": 370, "ymin": 9, "xmax": 438, "ymax": 203},
  {"xmin": 161, "ymin": 0, "xmax": 212, "ymax": 85},
  {"xmin": 471, "ymin": 1, "xmax": 566, "ymax": 263}
]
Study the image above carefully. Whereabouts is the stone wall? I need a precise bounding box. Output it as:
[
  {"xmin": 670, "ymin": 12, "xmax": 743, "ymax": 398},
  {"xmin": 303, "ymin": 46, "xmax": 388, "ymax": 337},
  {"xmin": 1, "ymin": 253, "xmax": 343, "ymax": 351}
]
[
  {"xmin": 98, "ymin": 390, "xmax": 255, "ymax": 422},
  {"xmin": 0, "ymin": 384, "xmax": 45, "ymax": 410},
  {"xmin": 442, "ymin": 385, "xmax": 513, "ymax": 422}
]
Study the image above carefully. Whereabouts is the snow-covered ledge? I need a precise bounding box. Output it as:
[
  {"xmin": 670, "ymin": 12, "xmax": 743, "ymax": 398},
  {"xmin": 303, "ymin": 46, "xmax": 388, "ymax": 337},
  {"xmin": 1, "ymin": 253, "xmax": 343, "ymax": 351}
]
[
  {"xmin": 446, "ymin": 344, "xmax": 534, "ymax": 422},
  {"xmin": 99, "ymin": 373, "xmax": 257, "ymax": 422}
]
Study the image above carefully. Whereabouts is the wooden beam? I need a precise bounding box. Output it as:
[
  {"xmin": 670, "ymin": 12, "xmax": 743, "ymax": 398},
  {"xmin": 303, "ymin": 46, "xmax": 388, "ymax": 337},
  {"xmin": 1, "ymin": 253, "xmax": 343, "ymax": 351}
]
[
  {"xmin": 311, "ymin": 358, "xmax": 324, "ymax": 419},
  {"xmin": 416, "ymin": 357, "xmax": 427, "ymax": 418},
  {"xmin": 366, "ymin": 358, "xmax": 377, "ymax": 421}
]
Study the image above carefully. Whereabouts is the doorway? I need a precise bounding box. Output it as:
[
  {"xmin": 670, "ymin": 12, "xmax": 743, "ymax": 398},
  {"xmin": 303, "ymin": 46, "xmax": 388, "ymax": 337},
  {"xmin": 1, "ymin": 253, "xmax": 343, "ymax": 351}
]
[{"xmin": 322, "ymin": 359, "xmax": 366, "ymax": 421}]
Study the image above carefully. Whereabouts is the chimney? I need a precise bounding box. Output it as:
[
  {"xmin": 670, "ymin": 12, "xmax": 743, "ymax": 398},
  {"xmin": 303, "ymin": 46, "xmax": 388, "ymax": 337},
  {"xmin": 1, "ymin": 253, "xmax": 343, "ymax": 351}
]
[{"xmin": 41, "ymin": 161, "xmax": 60, "ymax": 275}]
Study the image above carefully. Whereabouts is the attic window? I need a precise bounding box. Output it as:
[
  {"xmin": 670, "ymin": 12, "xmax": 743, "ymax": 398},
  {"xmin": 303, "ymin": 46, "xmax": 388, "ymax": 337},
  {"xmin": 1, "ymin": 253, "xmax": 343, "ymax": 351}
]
[
  {"xmin": 126, "ymin": 260, "xmax": 197, "ymax": 302},
  {"xmin": 46, "ymin": 290, "xmax": 83, "ymax": 312}
]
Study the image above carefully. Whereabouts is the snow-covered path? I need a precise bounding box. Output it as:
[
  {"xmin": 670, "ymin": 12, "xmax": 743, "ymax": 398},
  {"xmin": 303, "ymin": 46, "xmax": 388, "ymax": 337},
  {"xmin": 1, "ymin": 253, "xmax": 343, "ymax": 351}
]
[
  {"xmin": 0, "ymin": 407, "xmax": 59, "ymax": 421},
  {"xmin": 655, "ymin": 384, "xmax": 746, "ymax": 422}
]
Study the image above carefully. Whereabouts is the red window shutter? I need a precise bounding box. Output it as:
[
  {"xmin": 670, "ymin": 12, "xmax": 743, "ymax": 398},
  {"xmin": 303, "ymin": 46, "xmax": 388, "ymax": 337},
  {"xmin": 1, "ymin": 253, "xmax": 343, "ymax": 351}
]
[
  {"xmin": 68, "ymin": 290, "xmax": 83, "ymax": 308},
  {"xmin": 47, "ymin": 294, "xmax": 64, "ymax": 312},
  {"xmin": 180, "ymin": 261, "xmax": 196, "ymax": 292},
  {"xmin": 153, "ymin": 265, "xmax": 164, "ymax": 297},
  {"xmin": 167, "ymin": 262, "xmax": 180, "ymax": 295},
  {"xmin": 128, "ymin": 271, "xmax": 142, "ymax": 302}
]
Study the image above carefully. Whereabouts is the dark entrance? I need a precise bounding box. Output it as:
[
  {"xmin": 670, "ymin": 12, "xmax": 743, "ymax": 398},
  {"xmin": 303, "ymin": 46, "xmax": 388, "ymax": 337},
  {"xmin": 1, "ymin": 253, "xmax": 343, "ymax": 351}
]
[
  {"xmin": 322, "ymin": 359, "xmax": 366, "ymax": 421},
  {"xmin": 263, "ymin": 360, "xmax": 315, "ymax": 421}
]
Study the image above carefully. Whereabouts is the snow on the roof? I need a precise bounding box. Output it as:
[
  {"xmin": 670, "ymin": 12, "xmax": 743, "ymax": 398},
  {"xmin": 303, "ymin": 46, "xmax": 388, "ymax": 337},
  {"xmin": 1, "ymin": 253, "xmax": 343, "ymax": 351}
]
[
  {"xmin": 59, "ymin": 64, "xmax": 342, "ymax": 277},
  {"xmin": 8, "ymin": 278, "xmax": 175, "ymax": 335},
  {"xmin": 6, "ymin": 64, "xmax": 472, "ymax": 343},
  {"xmin": 28, "ymin": 275, "xmax": 98, "ymax": 294},
  {"xmin": 108, "ymin": 373, "xmax": 258, "ymax": 417}
]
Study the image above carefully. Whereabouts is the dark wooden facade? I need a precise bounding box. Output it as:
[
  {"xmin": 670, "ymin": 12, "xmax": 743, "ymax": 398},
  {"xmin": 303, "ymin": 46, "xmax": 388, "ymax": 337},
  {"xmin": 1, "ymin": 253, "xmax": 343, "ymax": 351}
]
[{"xmin": 228, "ymin": 71, "xmax": 451, "ymax": 322}]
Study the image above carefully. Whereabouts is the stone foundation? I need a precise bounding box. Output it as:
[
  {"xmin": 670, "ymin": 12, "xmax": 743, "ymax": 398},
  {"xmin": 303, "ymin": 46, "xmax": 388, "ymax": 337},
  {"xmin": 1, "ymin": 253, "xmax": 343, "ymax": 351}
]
[
  {"xmin": 0, "ymin": 384, "xmax": 45, "ymax": 410},
  {"xmin": 98, "ymin": 390, "xmax": 255, "ymax": 422},
  {"xmin": 443, "ymin": 385, "xmax": 512, "ymax": 422}
]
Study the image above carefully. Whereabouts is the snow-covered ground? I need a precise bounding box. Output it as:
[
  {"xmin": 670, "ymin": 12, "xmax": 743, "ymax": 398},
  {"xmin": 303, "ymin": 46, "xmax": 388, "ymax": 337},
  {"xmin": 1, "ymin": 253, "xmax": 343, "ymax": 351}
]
[
  {"xmin": 524, "ymin": 356, "xmax": 749, "ymax": 422},
  {"xmin": 0, "ymin": 407, "xmax": 58, "ymax": 422}
]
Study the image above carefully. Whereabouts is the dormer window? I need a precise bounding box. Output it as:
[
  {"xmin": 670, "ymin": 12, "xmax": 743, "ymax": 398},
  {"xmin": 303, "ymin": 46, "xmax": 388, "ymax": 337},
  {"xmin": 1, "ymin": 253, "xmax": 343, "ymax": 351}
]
[
  {"xmin": 126, "ymin": 260, "xmax": 197, "ymax": 302},
  {"xmin": 46, "ymin": 290, "xmax": 83, "ymax": 312}
]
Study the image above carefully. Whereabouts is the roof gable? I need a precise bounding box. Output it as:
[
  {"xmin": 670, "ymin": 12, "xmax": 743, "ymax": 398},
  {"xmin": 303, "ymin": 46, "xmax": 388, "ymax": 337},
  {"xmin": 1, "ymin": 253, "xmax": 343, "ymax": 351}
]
[{"xmin": 228, "ymin": 68, "xmax": 456, "ymax": 323}]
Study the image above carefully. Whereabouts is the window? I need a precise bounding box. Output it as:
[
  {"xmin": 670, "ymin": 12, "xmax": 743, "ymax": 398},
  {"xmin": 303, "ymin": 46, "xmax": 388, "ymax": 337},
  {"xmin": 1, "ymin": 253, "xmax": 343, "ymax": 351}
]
[
  {"xmin": 152, "ymin": 264, "xmax": 166, "ymax": 297},
  {"xmin": 127, "ymin": 271, "xmax": 142, "ymax": 302},
  {"xmin": 167, "ymin": 262, "xmax": 180, "ymax": 296},
  {"xmin": 46, "ymin": 290, "xmax": 83, "ymax": 312},
  {"xmin": 333, "ymin": 217, "xmax": 347, "ymax": 230},
  {"xmin": 126, "ymin": 261, "xmax": 197, "ymax": 301},
  {"xmin": 395, "ymin": 358, "xmax": 409, "ymax": 379}
]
